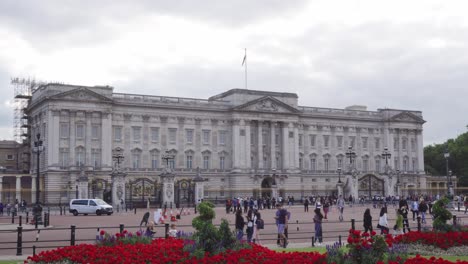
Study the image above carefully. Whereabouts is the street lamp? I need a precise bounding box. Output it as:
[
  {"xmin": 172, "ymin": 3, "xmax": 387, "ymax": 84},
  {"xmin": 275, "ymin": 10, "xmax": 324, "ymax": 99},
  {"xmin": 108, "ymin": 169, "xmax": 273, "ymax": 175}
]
[
  {"xmin": 345, "ymin": 146, "xmax": 356, "ymax": 173},
  {"xmin": 33, "ymin": 133, "xmax": 44, "ymax": 224},
  {"xmin": 382, "ymin": 147, "xmax": 391, "ymax": 166},
  {"xmin": 112, "ymin": 147, "xmax": 125, "ymax": 172},
  {"xmin": 161, "ymin": 149, "xmax": 175, "ymax": 169},
  {"xmin": 444, "ymin": 148, "xmax": 451, "ymax": 197},
  {"xmin": 337, "ymin": 167, "xmax": 342, "ymax": 183}
]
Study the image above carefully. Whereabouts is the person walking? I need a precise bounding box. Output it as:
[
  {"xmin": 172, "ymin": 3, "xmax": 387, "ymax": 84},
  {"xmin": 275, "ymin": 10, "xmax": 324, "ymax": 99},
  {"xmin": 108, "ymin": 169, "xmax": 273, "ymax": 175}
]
[
  {"xmin": 411, "ymin": 199, "xmax": 419, "ymax": 221},
  {"xmin": 464, "ymin": 195, "xmax": 468, "ymax": 214},
  {"xmin": 235, "ymin": 209, "xmax": 245, "ymax": 241},
  {"xmin": 363, "ymin": 208, "xmax": 373, "ymax": 233},
  {"xmin": 313, "ymin": 208, "xmax": 324, "ymax": 246},
  {"xmin": 393, "ymin": 209, "xmax": 404, "ymax": 235},
  {"xmin": 246, "ymin": 209, "xmax": 254, "ymax": 242},
  {"xmin": 323, "ymin": 200, "xmax": 330, "ymax": 220},
  {"xmin": 253, "ymin": 210, "xmax": 263, "ymax": 244},
  {"xmin": 337, "ymin": 195, "xmax": 345, "ymax": 221},
  {"xmin": 304, "ymin": 197, "xmax": 309, "ymax": 212},
  {"xmin": 274, "ymin": 204, "xmax": 288, "ymax": 248},
  {"xmin": 419, "ymin": 199, "xmax": 428, "ymax": 224},
  {"xmin": 378, "ymin": 207, "xmax": 389, "ymax": 234},
  {"xmin": 400, "ymin": 205, "xmax": 411, "ymax": 233}
]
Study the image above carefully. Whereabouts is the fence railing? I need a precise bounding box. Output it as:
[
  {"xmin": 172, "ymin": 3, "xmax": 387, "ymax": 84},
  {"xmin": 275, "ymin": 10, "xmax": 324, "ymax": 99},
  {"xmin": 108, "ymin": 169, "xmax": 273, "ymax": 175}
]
[{"xmin": 1, "ymin": 213, "xmax": 466, "ymax": 257}]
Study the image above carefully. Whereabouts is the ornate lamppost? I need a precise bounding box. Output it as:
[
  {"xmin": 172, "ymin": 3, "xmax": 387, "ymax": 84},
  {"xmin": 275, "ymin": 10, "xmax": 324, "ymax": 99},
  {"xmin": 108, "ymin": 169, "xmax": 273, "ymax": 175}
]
[
  {"xmin": 396, "ymin": 169, "xmax": 401, "ymax": 197},
  {"xmin": 345, "ymin": 146, "xmax": 356, "ymax": 173},
  {"xmin": 337, "ymin": 167, "xmax": 342, "ymax": 183},
  {"xmin": 33, "ymin": 133, "xmax": 44, "ymax": 224},
  {"xmin": 444, "ymin": 148, "xmax": 451, "ymax": 198},
  {"xmin": 160, "ymin": 149, "xmax": 176, "ymax": 208},
  {"xmin": 382, "ymin": 147, "xmax": 392, "ymax": 174}
]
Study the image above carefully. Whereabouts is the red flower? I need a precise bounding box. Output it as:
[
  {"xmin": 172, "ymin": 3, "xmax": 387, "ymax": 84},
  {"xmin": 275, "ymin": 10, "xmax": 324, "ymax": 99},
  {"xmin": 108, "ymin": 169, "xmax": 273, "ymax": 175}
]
[{"xmin": 100, "ymin": 230, "xmax": 105, "ymax": 236}]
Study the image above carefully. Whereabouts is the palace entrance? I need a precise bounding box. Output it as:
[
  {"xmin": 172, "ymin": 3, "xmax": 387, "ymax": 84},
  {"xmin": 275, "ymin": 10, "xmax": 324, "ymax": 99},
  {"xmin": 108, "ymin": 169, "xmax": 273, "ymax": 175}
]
[
  {"xmin": 358, "ymin": 174, "xmax": 385, "ymax": 199},
  {"xmin": 175, "ymin": 179, "xmax": 195, "ymax": 208},
  {"xmin": 260, "ymin": 177, "xmax": 276, "ymax": 198},
  {"xmin": 126, "ymin": 178, "xmax": 162, "ymax": 208}
]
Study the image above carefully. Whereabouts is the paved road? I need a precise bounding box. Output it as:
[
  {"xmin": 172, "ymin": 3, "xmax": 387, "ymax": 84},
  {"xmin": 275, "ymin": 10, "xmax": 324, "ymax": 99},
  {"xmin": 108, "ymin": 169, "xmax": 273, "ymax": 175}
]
[{"xmin": 1, "ymin": 203, "xmax": 467, "ymax": 261}]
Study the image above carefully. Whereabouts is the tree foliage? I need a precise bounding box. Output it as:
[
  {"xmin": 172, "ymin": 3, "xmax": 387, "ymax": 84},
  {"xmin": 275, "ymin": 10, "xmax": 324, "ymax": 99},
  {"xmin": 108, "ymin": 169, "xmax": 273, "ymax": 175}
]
[{"xmin": 424, "ymin": 131, "xmax": 468, "ymax": 187}]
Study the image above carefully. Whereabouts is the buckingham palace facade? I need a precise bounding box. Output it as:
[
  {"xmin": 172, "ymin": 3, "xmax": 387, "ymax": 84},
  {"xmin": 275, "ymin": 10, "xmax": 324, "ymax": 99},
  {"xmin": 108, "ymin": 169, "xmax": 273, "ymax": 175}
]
[{"xmin": 25, "ymin": 84, "xmax": 427, "ymax": 205}]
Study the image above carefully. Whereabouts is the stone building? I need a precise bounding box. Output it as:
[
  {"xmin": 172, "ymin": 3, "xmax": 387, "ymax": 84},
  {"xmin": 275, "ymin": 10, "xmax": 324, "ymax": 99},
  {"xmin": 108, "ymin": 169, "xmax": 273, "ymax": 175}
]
[
  {"xmin": 0, "ymin": 140, "xmax": 30, "ymax": 203},
  {"xmin": 24, "ymin": 83, "xmax": 427, "ymax": 206}
]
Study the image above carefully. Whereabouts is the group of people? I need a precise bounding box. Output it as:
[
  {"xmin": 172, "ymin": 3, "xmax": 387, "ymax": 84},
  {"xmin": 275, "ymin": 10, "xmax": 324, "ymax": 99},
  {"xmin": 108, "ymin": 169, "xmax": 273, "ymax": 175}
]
[
  {"xmin": 235, "ymin": 207, "xmax": 264, "ymax": 244},
  {"xmin": 0, "ymin": 199, "xmax": 28, "ymax": 216},
  {"xmin": 227, "ymin": 196, "xmax": 287, "ymax": 214}
]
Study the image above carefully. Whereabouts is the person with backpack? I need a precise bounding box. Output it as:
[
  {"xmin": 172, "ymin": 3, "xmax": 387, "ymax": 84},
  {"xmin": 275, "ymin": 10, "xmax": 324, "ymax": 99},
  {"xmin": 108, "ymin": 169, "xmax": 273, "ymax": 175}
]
[
  {"xmin": 246, "ymin": 209, "xmax": 254, "ymax": 242},
  {"xmin": 235, "ymin": 209, "xmax": 245, "ymax": 241},
  {"xmin": 253, "ymin": 210, "xmax": 264, "ymax": 244},
  {"xmin": 419, "ymin": 199, "xmax": 428, "ymax": 224},
  {"xmin": 274, "ymin": 204, "xmax": 289, "ymax": 248},
  {"xmin": 411, "ymin": 199, "xmax": 419, "ymax": 221}
]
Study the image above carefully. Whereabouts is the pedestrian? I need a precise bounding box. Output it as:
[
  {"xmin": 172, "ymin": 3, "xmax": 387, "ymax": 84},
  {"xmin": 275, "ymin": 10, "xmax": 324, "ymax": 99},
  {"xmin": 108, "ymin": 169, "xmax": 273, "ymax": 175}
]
[
  {"xmin": 393, "ymin": 209, "xmax": 404, "ymax": 235},
  {"xmin": 363, "ymin": 208, "xmax": 373, "ymax": 233},
  {"xmin": 337, "ymin": 195, "xmax": 345, "ymax": 221},
  {"xmin": 168, "ymin": 223, "xmax": 178, "ymax": 238},
  {"xmin": 246, "ymin": 209, "xmax": 254, "ymax": 242},
  {"xmin": 411, "ymin": 199, "xmax": 419, "ymax": 221},
  {"xmin": 323, "ymin": 200, "xmax": 330, "ymax": 220},
  {"xmin": 145, "ymin": 221, "xmax": 156, "ymax": 237},
  {"xmin": 235, "ymin": 209, "xmax": 245, "ymax": 241},
  {"xmin": 0, "ymin": 202, "xmax": 3, "ymax": 216},
  {"xmin": 377, "ymin": 207, "xmax": 389, "ymax": 234},
  {"xmin": 400, "ymin": 205, "xmax": 411, "ymax": 233},
  {"xmin": 274, "ymin": 204, "xmax": 288, "ymax": 248},
  {"xmin": 419, "ymin": 199, "xmax": 428, "ymax": 224},
  {"xmin": 313, "ymin": 208, "xmax": 324, "ymax": 246},
  {"xmin": 253, "ymin": 210, "xmax": 263, "ymax": 244},
  {"xmin": 6, "ymin": 202, "xmax": 11, "ymax": 216},
  {"xmin": 304, "ymin": 197, "xmax": 309, "ymax": 212},
  {"xmin": 464, "ymin": 195, "xmax": 468, "ymax": 214}
]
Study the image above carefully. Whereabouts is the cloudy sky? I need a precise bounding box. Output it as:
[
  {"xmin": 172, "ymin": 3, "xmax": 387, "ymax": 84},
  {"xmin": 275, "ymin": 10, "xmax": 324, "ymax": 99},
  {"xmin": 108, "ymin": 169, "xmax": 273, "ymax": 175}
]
[{"xmin": 1, "ymin": 0, "xmax": 467, "ymax": 146}]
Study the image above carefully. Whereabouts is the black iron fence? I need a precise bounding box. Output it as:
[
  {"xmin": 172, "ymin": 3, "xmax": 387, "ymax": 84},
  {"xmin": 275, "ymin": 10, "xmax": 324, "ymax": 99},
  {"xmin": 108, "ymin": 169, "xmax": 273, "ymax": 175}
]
[{"xmin": 0, "ymin": 213, "xmax": 466, "ymax": 257}]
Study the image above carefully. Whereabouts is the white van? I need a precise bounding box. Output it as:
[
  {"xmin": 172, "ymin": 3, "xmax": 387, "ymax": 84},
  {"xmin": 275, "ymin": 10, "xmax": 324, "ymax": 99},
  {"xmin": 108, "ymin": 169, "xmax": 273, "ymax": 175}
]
[{"xmin": 69, "ymin": 199, "xmax": 113, "ymax": 216}]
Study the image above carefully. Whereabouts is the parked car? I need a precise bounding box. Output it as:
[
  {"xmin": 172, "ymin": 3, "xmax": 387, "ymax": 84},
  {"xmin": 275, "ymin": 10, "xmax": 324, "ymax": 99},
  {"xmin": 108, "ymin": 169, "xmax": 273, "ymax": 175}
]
[{"xmin": 69, "ymin": 199, "xmax": 113, "ymax": 216}]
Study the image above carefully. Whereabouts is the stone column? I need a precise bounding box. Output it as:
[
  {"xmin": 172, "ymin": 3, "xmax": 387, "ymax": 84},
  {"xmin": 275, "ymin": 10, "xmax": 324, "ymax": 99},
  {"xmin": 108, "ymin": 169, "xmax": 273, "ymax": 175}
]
[
  {"xmin": 257, "ymin": 121, "xmax": 263, "ymax": 169},
  {"xmin": 282, "ymin": 122, "xmax": 290, "ymax": 169},
  {"xmin": 232, "ymin": 119, "xmax": 241, "ymax": 169},
  {"xmin": 48, "ymin": 110, "xmax": 60, "ymax": 166},
  {"xmin": 15, "ymin": 175, "xmax": 22, "ymax": 202},
  {"xmin": 270, "ymin": 122, "xmax": 276, "ymax": 169},
  {"xmin": 101, "ymin": 112, "xmax": 112, "ymax": 168},
  {"xmin": 245, "ymin": 120, "xmax": 252, "ymax": 168},
  {"xmin": 416, "ymin": 129, "xmax": 424, "ymax": 174},
  {"xmin": 293, "ymin": 123, "xmax": 299, "ymax": 169},
  {"xmin": 31, "ymin": 176, "xmax": 36, "ymax": 204},
  {"xmin": 77, "ymin": 168, "xmax": 89, "ymax": 199},
  {"xmin": 194, "ymin": 171, "xmax": 205, "ymax": 204},
  {"xmin": 111, "ymin": 171, "xmax": 127, "ymax": 209},
  {"xmin": 160, "ymin": 172, "xmax": 175, "ymax": 208}
]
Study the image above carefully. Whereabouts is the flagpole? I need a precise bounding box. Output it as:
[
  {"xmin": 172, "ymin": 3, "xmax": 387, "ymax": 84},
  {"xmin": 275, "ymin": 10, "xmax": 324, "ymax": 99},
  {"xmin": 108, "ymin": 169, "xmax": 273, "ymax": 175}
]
[{"xmin": 244, "ymin": 48, "xmax": 247, "ymax": 89}]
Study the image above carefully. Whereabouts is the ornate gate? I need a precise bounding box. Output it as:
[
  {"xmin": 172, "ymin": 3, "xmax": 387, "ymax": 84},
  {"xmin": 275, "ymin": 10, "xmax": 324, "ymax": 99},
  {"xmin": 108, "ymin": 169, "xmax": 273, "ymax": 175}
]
[
  {"xmin": 91, "ymin": 179, "xmax": 110, "ymax": 201},
  {"xmin": 175, "ymin": 179, "xmax": 195, "ymax": 208},
  {"xmin": 126, "ymin": 178, "xmax": 162, "ymax": 208},
  {"xmin": 358, "ymin": 174, "xmax": 385, "ymax": 199}
]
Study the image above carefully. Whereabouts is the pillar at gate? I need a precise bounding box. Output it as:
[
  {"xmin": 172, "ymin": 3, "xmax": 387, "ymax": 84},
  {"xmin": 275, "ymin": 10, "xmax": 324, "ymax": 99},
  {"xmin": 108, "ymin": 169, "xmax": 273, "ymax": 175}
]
[
  {"xmin": 77, "ymin": 168, "xmax": 89, "ymax": 199},
  {"xmin": 111, "ymin": 171, "xmax": 127, "ymax": 209},
  {"xmin": 160, "ymin": 170, "xmax": 175, "ymax": 208},
  {"xmin": 193, "ymin": 168, "xmax": 206, "ymax": 204},
  {"xmin": 15, "ymin": 175, "xmax": 22, "ymax": 203}
]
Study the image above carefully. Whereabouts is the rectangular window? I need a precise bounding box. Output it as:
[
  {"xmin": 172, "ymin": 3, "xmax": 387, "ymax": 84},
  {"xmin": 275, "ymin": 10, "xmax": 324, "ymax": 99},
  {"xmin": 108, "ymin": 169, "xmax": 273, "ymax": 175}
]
[
  {"xmin": 60, "ymin": 123, "xmax": 69, "ymax": 138},
  {"xmin": 324, "ymin": 158, "xmax": 329, "ymax": 171},
  {"xmin": 299, "ymin": 157, "xmax": 303, "ymax": 169},
  {"xmin": 168, "ymin": 158, "xmax": 175, "ymax": 169},
  {"xmin": 323, "ymin": 135, "xmax": 330, "ymax": 148},
  {"xmin": 151, "ymin": 153, "xmax": 158, "ymax": 169},
  {"xmin": 403, "ymin": 159, "xmax": 408, "ymax": 171},
  {"xmin": 169, "ymin": 128, "xmax": 177, "ymax": 143},
  {"xmin": 375, "ymin": 138, "xmax": 380, "ymax": 150},
  {"xmin": 219, "ymin": 131, "xmax": 227, "ymax": 145},
  {"xmin": 203, "ymin": 130, "xmax": 210, "ymax": 145},
  {"xmin": 349, "ymin": 136, "xmax": 355, "ymax": 148},
  {"xmin": 363, "ymin": 159, "xmax": 369, "ymax": 172},
  {"xmin": 76, "ymin": 148, "xmax": 85, "ymax": 166},
  {"xmin": 6, "ymin": 154, "xmax": 14, "ymax": 160},
  {"xmin": 375, "ymin": 159, "xmax": 381, "ymax": 172},
  {"xmin": 250, "ymin": 132, "xmax": 255, "ymax": 145},
  {"xmin": 310, "ymin": 135, "xmax": 316, "ymax": 147},
  {"xmin": 275, "ymin": 134, "xmax": 280, "ymax": 145},
  {"xmin": 114, "ymin": 127, "xmax": 122, "ymax": 141},
  {"xmin": 402, "ymin": 138, "xmax": 407, "ymax": 150},
  {"xmin": 394, "ymin": 158, "xmax": 399, "ymax": 170},
  {"xmin": 337, "ymin": 158, "xmax": 343, "ymax": 169},
  {"xmin": 394, "ymin": 138, "xmax": 399, "ymax": 150},
  {"xmin": 276, "ymin": 156, "xmax": 281, "ymax": 168},
  {"xmin": 133, "ymin": 153, "xmax": 141, "ymax": 169},
  {"xmin": 337, "ymin": 136, "xmax": 343, "ymax": 148},
  {"xmin": 411, "ymin": 139, "xmax": 416, "ymax": 152},
  {"xmin": 91, "ymin": 150, "xmax": 101, "ymax": 168},
  {"xmin": 59, "ymin": 151, "xmax": 69, "ymax": 168},
  {"xmin": 412, "ymin": 158, "xmax": 417, "ymax": 171},
  {"xmin": 133, "ymin": 127, "xmax": 141, "ymax": 142},
  {"xmin": 186, "ymin": 129, "xmax": 193, "ymax": 144},
  {"xmin": 310, "ymin": 158, "xmax": 316, "ymax": 171},
  {"xmin": 91, "ymin": 125, "xmax": 100, "ymax": 139},
  {"xmin": 220, "ymin": 156, "xmax": 225, "ymax": 170},
  {"xmin": 203, "ymin": 156, "xmax": 210, "ymax": 169},
  {"xmin": 299, "ymin": 134, "xmax": 303, "ymax": 147},
  {"xmin": 362, "ymin": 137, "xmax": 368, "ymax": 149},
  {"xmin": 151, "ymin": 128, "xmax": 159, "ymax": 143},
  {"xmin": 262, "ymin": 131, "xmax": 267, "ymax": 146},
  {"xmin": 76, "ymin": 124, "xmax": 85, "ymax": 139},
  {"xmin": 186, "ymin": 155, "xmax": 193, "ymax": 169}
]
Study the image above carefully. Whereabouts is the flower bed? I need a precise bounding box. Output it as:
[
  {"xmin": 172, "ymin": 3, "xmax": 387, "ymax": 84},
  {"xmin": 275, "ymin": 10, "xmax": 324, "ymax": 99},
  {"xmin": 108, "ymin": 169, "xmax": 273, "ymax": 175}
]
[{"xmin": 394, "ymin": 231, "xmax": 468, "ymax": 250}]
